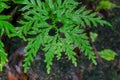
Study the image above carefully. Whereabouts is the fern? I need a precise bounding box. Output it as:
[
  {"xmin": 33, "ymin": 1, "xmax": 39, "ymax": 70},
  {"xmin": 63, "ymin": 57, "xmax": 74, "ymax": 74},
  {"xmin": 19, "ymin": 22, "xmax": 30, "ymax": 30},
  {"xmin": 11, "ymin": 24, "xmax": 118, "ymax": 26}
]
[
  {"xmin": 0, "ymin": 15, "xmax": 16, "ymax": 37},
  {"xmin": 0, "ymin": 0, "xmax": 16, "ymax": 37},
  {"xmin": 0, "ymin": 0, "xmax": 9, "ymax": 12},
  {"xmin": 0, "ymin": 41, "xmax": 8, "ymax": 71},
  {"xmin": 23, "ymin": 34, "xmax": 42, "ymax": 72},
  {"xmin": 15, "ymin": 0, "xmax": 111, "ymax": 73},
  {"xmin": 0, "ymin": 0, "xmax": 16, "ymax": 71}
]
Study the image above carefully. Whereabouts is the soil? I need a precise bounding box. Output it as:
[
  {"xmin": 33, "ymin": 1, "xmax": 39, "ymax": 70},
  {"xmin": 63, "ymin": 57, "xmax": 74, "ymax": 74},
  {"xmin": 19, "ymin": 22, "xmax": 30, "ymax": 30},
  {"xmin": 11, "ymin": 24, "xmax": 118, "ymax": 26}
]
[{"xmin": 0, "ymin": 0, "xmax": 120, "ymax": 80}]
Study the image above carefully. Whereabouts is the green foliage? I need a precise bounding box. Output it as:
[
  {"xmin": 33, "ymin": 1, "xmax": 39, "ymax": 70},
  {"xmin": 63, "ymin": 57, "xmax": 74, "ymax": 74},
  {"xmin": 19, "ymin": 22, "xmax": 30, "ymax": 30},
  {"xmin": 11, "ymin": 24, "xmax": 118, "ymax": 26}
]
[
  {"xmin": 0, "ymin": 0, "xmax": 16, "ymax": 71},
  {"xmin": 99, "ymin": 49, "xmax": 116, "ymax": 61},
  {"xmin": 13, "ymin": 0, "xmax": 28, "ymax": 4},
  {"xmin": 96, "ymin": 0, "xmax": 116, "ymax": 10},
  {"xmin": 90, "ymin": 32, "xmax": 98, "ymax": 42},
  {"xmin": 0, "ymin": 0, "xmax": 116, "ymax": 74},
  {"xmin": 0, "ymin": 0, "xmax": 16, "ymax": 37},
  {"xmin": 0, "ymin": 41, "xmax": 8, "ymax": 71},
  {"xmin": 0, "ymin": 0, "xmax": 9, "ymax": 12},
  {"xmin": 15, "ymin": 0, "xmax": 112, "ymax": 73},
  {"xmin": 0, "ymin": 15, "xmax": 16, "ymax": 37}
]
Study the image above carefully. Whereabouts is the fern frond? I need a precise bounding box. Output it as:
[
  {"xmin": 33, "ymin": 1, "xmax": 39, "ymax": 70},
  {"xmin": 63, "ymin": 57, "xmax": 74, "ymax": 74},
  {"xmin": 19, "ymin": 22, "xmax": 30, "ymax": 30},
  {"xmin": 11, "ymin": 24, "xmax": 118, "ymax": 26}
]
[
  {"xmin": 23, "ymin": 35, "xmax": 42, "ymax": 72},
  {"xmin": 0, "ymin": 15, "xmax": 16, "ymax": 37},
  {"xmin": 17, "ymin": 0, "xmax": 111, "ymax": 73},
  {"xmin": 0, "ymin": 0, "xmax": 9, "ymax": 12},
  {"xmin": 72, "ymin": 8, "xmax": 112, "ymax": 27},
  {"xmin": 0, "ymin": 41, "xmax": 7, "ymax": 71},
  {"xmin": 44, "ymin": 38, "xmax": 57, "ymax": 74},
  {"xmin": 0, "ymin": 0, "xmax": 16, "ymax": 72}
]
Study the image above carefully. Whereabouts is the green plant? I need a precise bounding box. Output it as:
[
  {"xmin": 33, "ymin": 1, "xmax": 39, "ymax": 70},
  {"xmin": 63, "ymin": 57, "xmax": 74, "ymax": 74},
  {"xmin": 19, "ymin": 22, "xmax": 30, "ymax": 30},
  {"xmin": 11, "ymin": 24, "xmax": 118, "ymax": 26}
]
[
  {"xmin": 99, "ymin": 49, "xmax": 116, "ymax": 61},
  {"xmin": 0, "ymin": 0, "xmax": 16, "ymax": 71},
  {"xmin": 0, "ymin": 0, "xmax": 116, "ymax": 74},
  {"xmin": 15, "ymin": 0, "xmax": 112, "ymax": 73},
  {"xmin": 96, "ymin": 0, "xmax": 119, "ymax": 10},
  {"xmin": 0, "ymin": 0, "xmax": 9, "ymax": 12},
  {"xmin": 0, "ymin": 41, "xmax": 7, "ymax": 71}
]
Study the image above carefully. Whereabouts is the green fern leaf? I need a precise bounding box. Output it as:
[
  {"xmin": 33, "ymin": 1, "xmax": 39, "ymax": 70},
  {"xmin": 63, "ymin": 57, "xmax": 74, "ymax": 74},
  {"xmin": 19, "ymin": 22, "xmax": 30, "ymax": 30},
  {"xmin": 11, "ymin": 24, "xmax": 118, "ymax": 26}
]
[
  {"xmin": 0, "ymin": 15, "xmax": 16, "ymax": 37},
  {"xmin": 16, "ymin": 0, "xmax": 111, "ymax": 73},
  {"xmin": 0, "ymin": 0, "xmax": 9, "ymax": 12},
  {"xmin": 0, "ymin": 41, "xmax": 8, "ymax": 71},
  {"xmin": 23, "ymin": 35, "xmax": 42, "ymax": 72}
]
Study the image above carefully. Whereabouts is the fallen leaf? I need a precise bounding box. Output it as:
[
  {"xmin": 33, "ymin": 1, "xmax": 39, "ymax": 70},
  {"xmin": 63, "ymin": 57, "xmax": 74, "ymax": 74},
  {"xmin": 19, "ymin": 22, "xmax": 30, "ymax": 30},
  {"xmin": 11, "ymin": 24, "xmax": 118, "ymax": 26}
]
[{"xmin": 7, "ymin": 71, "xmax": 18, "ymax": 80}]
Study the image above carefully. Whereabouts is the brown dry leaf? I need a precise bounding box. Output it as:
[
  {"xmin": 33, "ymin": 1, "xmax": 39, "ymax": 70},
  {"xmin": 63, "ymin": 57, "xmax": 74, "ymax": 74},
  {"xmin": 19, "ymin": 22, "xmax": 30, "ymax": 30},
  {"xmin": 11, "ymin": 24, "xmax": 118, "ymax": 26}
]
[
  {"xmin": 20, "ymin": 71, "xmax": 28, "ymax": 80},
  {"xmin": 7, "ymin": 71, "xmax": 18, "ymax": 80}
]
